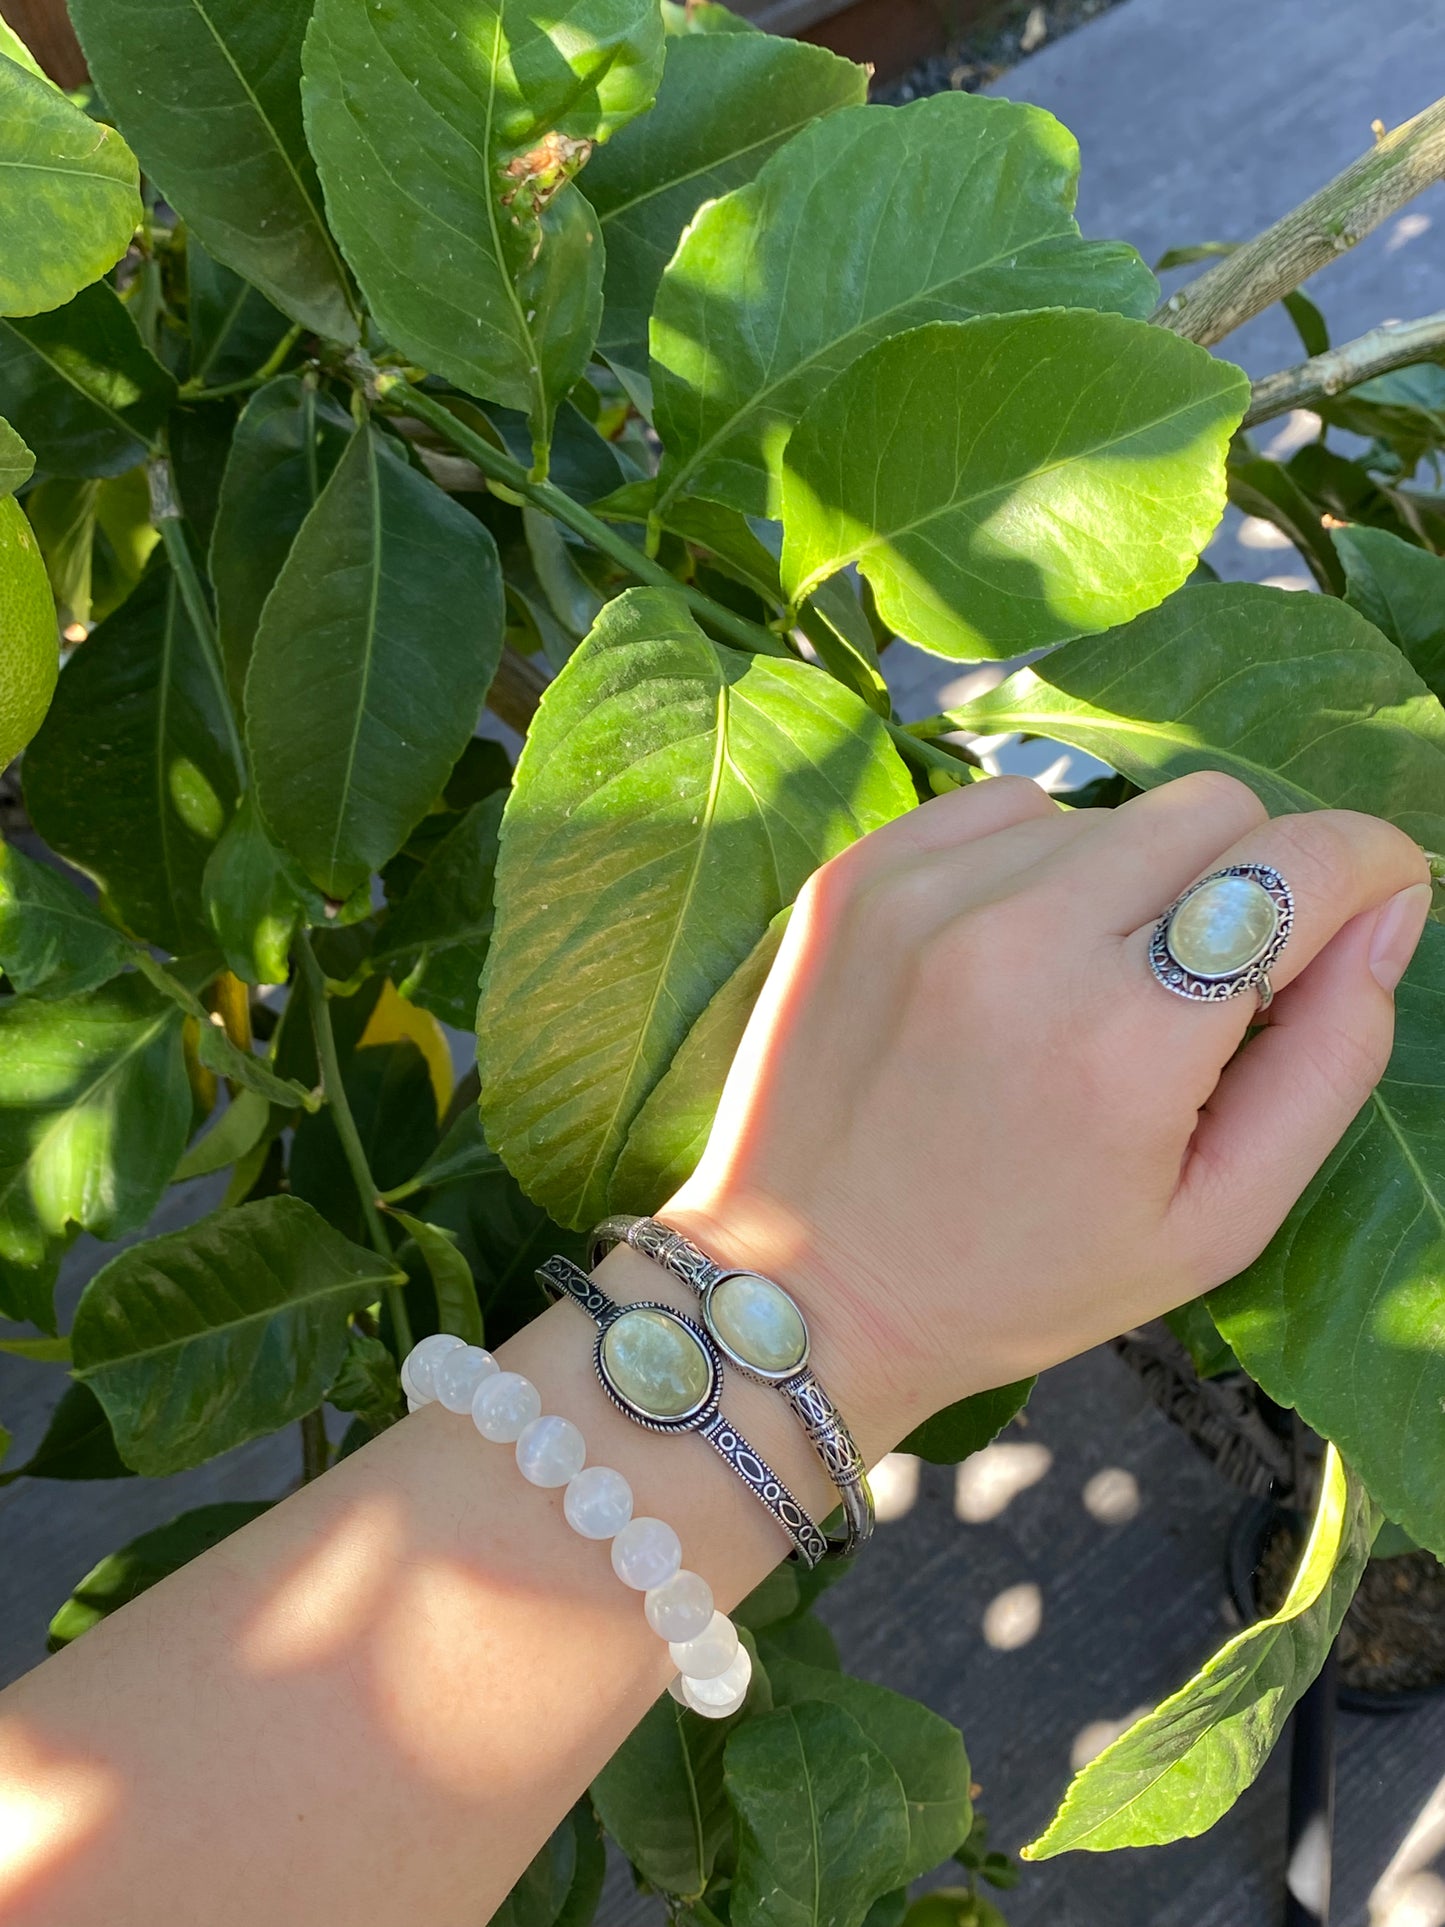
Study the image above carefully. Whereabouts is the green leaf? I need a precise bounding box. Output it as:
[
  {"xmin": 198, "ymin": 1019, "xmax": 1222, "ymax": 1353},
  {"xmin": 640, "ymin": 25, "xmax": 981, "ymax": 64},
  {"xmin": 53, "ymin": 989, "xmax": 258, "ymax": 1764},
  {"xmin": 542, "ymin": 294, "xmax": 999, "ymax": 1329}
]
[
  {"xmin": 903, "ymin": 1894, "xmax": 1006, "ymax": 1927},
  {"xmin": 1024, "ymin": 1447, "xmax": 1375, "ymax": 1855},
  {"xmin": 939, "ymin": 582, "xmax": 1445, "ymax": 848},
  {"xmin": 0, "ymin": 17, "xmax": 51, "ymax": 81},
  {"xmin": 131, "ymin": 952, "xmax": 316, "ymax": 1111},
  {"xmin": 479, "ymin": 587, "xmax": 914, "ymax": 1228},
  {"xmin": 0, "ymin": 56, "xmax": 140, "ymax": 317},
  {"xmin": 387, "ymin": 1209, "xmax": 482, "ymax": 1346},
  {"xmin": 652, "ymin": 92, "xmax": 1159, "ymax": 521},
  {"xmin": 302, "ymin": 0, "xmax": 663, "ymax": 459},
  {"xmin": 0, "ymin": 281, "xmax": 175, "ymax": 478},
  {"xmin": 0, "ymin": 841, "xmax": 132, "ymax": 1000},
  {"xmin": 661, "ymin": 0, "xmax": 757, "ymax": 30},
  {"xmin": 0, "ymin": 1381, "xmax": 130, "ymax": 1485},
  {"xmin": 726, "ymin": 1701, "xmax": 911, "ymax": 1927},
  {"xmin": 246, "ymin": 426, "xmax": 504, "ymax": 898},
  {"xmin": 899, "ymin": 1380, "xmax": 1035, "ymax": 1466},
  {"xmin": 0, "ymin": 417, "xmax": 34, "ymax": 495},
  {"xmin": 780, "ymin": 313, "xmax": 1247, "ymax": 659},
  {"xmin": 1318, "ymin": 364, "xmax": 1445, "ymax": 475},
  {"xmin": 1164, "ymin": 1298, "xmax": 1237, "ymax": 1380},
  {"xmin": 490, "ymin": 1803, "xmax": 606, "ymax": 1927},
  {"xmin": 1226, "ymin": 449, "xmax": 1344, "ymax": 595},
  {"xmin": 766, "ymin": 1656, "xmax": 972, "ymax": 1880},
  {"xmin": 378, "ymin": 791, "xmax": 503, "ymax": 1030},
  {"xmin": 71, "ymin": 1193, "xmax": 403, "ymax": 1474},
  {"xmin": 173, "ymin": 1085, "xmax": 272, "ymax": 1182},
  {"xmin": 210, "ymin": 374, "xmax": 353, "ymax": 710},
  {"xmin": 1334, "ymin": 524, "xmax": 1445, "ymax": 697},
  {"xmin": 202, "ymin": 792, "xmax": 324, "ymax": 986},
  {"xmin": 185, "ymin": 239, "xmax": 292, "ymax": 390},
  {"xmin": 68, "ymin": 0, "xmax": 356, "ymax": 341},
  {"xmin": 0, "ymin": 1334, "xmax": 70, "ymax": 1361},
  {"xmin": 24, "ymin": 559, "xmax": 240, "ymax": 952},
  {"xmin": 48, "ymin": 1500, "xmax": 271, "ymax": 1649},
  {"xmin": 381, "ymin": 1104, "xmax": 503, "ymax": 1202},
  {"xmin": 290, "ymin": 1040, "xmax": 438, "ymax": 1240},
  {"xmin": 27, "ymin": 467, "xmax": 158, "ymax": 626},
  {"xmin": 326, "ymin": 1329, "xmax": 402, "ymax": 1431},
  {"xmin": 0, "ymin": 975, "xmax": 190, "ymax": 1321},
  {"xmin": 583, "ymin": 31, "xmax": 866, "ymax": 379},
  {"xmin": 611, "ymin": 909, "xmax": 788, "ymax": 1213},
  {"xmin": 1211, "ymin": 919, "xmax": 1445, "ymax": 1559}
]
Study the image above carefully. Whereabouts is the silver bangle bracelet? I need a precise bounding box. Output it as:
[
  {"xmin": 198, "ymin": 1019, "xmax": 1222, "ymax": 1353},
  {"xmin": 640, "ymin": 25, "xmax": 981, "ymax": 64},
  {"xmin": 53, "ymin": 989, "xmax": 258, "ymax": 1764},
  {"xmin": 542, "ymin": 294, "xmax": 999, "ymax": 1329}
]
[
  {"xmin": 588, "ymin": 1214, "xmax": 874, "ymax": 1561},
  {"xmin": 535, "ymin": 1254, "xmax": 829, "ymax": 1568}
]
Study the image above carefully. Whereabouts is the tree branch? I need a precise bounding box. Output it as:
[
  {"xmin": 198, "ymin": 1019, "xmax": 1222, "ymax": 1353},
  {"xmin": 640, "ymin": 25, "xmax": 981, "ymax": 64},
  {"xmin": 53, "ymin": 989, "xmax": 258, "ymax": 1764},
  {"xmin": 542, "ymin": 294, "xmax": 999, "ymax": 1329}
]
[
  {"xmin": 1243, "ymin": 309, "xmax": 1445, "ymax": 426},
  {"xmin": 1153, "ymin": 97, "xmax": 1445, "ymax": 347}
]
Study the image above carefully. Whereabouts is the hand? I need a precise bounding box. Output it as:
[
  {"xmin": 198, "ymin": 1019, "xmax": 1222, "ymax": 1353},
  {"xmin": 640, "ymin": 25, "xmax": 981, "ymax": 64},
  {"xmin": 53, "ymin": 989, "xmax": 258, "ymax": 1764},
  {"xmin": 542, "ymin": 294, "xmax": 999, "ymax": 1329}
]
[{"xmin": 663, "ymin": 771, "xmax": 1432, "ymax": 1453}]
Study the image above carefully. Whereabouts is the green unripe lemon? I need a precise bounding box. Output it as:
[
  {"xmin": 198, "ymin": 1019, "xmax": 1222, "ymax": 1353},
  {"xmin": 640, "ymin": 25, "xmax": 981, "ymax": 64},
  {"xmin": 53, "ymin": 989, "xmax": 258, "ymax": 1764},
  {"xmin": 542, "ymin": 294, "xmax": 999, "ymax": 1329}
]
[{"xmin": 0, "ymin": 493, "xmax": 58, "ymax": 770}]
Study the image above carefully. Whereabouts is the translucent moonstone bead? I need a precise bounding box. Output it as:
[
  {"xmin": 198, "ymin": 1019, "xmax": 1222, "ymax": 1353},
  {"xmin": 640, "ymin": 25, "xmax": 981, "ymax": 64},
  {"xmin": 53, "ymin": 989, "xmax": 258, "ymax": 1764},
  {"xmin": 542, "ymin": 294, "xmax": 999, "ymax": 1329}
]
[
  {"xmin": 681, "ymin": 1642, "xmax": 752, "ymax": 1716},
  {"xmin": 668, "ymin": 1675, "xmax": 690, "ymax": 1705},
  {"xmin": 473, "ymin": 1370, "xmax": 542, "ymax": 1443},
  {"xmin": 600, "ymin": 1307, "xmax": 712, "ymax": 1420},
  {"xmin": 1167, "ymin": 873, "xmax": 1278, "ymax": 978},
  {"xmin": 564, "ymin": 1465, "xmax": 634, "ymax": 1539},
  {"xmin": 708, "ymin": 1273, "xmax": 807, "ymax": 1375},
  {"xmin": 669, "ymin": 1610, "xmax": 739, "ymax": 1681},
  {"xmin": 435, "ymin": 1344, "xmax": 498, "ymax": 1414},
  {"xmin": 644, "ymin": 1568, "xmax": 715, "ymax": 1643},
  {"xmin": 403, "ymin": 1331, "xmax": 464, "ymax": 1403},
  {"xmin": 611, "ymin": 1515, "xmax": 682, "ymax": 1590},
  {"xmin": 516, "ymin": 1414, "xmax": 586, "ymax": 1487}
]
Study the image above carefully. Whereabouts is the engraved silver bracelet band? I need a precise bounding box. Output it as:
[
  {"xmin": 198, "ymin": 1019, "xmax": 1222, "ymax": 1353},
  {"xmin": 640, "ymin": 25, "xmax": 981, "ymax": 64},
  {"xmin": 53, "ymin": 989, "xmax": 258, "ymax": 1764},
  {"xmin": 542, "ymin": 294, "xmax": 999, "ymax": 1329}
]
[
  {"xmin": 588, "ymin": 1215, "xmax": 874, "ymax": 1561},
  {"xmin": 535, "ymin": 1254, "xmax": 829, "ymax": 1568}
]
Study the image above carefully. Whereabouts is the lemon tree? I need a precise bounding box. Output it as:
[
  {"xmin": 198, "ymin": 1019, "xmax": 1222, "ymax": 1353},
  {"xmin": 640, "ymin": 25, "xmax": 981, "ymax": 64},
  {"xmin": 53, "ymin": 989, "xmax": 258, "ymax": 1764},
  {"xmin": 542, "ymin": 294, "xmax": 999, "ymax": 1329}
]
[{"xmin": 0, "ymin": 489, "xmax": 56, "ymax": 768}]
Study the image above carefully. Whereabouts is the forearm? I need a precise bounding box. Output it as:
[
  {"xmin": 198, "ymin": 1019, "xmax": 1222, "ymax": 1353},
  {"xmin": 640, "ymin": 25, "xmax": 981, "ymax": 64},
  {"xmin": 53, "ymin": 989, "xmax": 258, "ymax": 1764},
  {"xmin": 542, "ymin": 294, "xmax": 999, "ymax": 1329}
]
[{"xmin": 0, "ymin": 1235, "xmax": 893, "ymax": 1927}]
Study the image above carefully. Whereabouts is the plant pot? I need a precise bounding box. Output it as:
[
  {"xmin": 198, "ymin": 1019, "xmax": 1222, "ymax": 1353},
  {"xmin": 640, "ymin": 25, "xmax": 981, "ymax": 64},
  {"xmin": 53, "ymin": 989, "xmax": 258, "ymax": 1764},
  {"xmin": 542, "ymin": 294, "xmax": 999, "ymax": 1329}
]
[{"xmin": 1228, "ymin": 1499, "xmax": 1445, "ymax": 1716}]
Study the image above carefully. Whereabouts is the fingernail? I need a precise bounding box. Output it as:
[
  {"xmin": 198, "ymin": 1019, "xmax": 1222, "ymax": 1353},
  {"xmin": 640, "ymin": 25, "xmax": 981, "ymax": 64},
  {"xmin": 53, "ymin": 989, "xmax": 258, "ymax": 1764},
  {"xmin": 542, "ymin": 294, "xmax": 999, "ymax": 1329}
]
[{"xmin": 1369, "ymin": 882, "xmax": 1433, "ymax": 991}]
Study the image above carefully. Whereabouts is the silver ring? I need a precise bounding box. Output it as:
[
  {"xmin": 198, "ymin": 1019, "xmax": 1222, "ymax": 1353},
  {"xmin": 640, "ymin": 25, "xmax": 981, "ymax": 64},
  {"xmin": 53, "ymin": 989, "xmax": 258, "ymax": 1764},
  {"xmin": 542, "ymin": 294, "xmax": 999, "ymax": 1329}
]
[{"xmin": 1148, "ymin": 863, "xmax": 1293, "ymax": 1007}]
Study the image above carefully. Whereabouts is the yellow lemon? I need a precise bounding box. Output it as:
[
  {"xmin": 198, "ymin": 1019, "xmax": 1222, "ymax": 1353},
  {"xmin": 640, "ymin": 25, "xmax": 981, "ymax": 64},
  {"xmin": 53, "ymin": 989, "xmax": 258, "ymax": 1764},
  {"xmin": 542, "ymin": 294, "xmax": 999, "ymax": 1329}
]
[
  {"xmin": 360, "ymin": 979, "xmax": 453, "ymax": 1120},
  {"xmin": 0, "ymin": 493, "xmax": 58, "ymax": 770}
]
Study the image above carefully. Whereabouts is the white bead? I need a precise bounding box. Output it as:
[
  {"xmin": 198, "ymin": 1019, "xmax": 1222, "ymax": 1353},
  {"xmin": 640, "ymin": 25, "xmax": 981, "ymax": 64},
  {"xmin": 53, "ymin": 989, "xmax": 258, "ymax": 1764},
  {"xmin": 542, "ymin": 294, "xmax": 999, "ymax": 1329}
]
[
  {"xmin": 645, "ymin": 1569, "xmax": 714, "ymax": 1643},
  {"xmin": 472, "ymin": 1371, "xmax": 541, "ymax": 1443},
  {"xmin": 403, "ymin": 1332, "xmax": 464, "ymax": 1402},
  {"xmin": 564, "ymin": 1465, "xmax": 633, "ymax": 1539},
  {"xmin": 668, "ymin": 1674, "xmax": 689, "ymax": 1705},
  {"xmin": 435, "ymin": 1344, "xmax": 498, "ymax": 1413},
  {"xmin": 681, "ymin": 1641, "xmax": 752, "ymax": 1712},
  {"xmin": 669, "ymin": 1610, "xmax": 739, "ymax": 1681},
  {"xmin": 516, "ymin": 1414, "xmax": 586, "ymax": 1487},
  {"xmin": 406, "ymin": 1395, "xmax": 424, "ymax": 1413},
  {"xmin": 611, "ymin": 1516, "xmax": 682, "ymax": 1591}
]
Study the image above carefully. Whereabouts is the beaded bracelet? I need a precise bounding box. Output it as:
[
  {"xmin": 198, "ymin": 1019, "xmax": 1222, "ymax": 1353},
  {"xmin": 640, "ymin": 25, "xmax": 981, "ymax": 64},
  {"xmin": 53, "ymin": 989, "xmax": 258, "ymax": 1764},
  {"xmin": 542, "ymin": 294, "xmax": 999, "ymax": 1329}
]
[{"xmin": 400, "ymin": 1331, "xmax": 752, "ymax": 1719}]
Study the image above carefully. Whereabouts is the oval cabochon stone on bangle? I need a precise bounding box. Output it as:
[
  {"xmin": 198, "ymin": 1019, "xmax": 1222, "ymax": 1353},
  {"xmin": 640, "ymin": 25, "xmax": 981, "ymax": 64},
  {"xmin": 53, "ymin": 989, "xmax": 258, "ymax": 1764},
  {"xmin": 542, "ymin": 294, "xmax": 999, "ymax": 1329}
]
[
  {"xmin": 600, "ymin": 1306, "xmax": 714, "ymax": 1421},
  {"xmin": 1167, "ymin": 871, "xmax": 1279, "ymax": 977},
  {"xmin": 705, "ymin": 1271, "xmax": 808, "ymax": 1377}
]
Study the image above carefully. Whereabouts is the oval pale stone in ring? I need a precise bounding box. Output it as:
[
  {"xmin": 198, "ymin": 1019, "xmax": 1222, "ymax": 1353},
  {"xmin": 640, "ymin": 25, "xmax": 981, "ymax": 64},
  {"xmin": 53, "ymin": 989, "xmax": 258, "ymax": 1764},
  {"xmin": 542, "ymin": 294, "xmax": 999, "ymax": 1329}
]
[
  {"xmin": 709, "ymin": 1273, "xmax": 808, "ymax": 1374},
  {"xmin": 1167, "ymin": 873, "xmax": 1279, "ymax": 979},
  {"xmin": 601, "ymin": 1307, "xmax": 713, "ymax": 1419}
]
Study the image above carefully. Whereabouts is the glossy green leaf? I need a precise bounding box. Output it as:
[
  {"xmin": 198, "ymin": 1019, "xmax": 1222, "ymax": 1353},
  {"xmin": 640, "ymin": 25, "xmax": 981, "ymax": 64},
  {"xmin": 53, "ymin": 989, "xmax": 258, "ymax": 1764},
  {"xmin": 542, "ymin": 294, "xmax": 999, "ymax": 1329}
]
[
  {"xmin": 246, "ymin": 426, "xmax": 503, "ymax": 898},
  {"xmin": 781, "ymin": 313, "xmax": 1247, "ymax": 659},
  {"xmin": 72, "ymin": 1193, "xmax": 402, "ymax": 1474},
  {"xmin": 490, "ymin": 1803, "xmax": 606, "ymax": 1927},
  {"xmin": 652, "ymin": 92, "xmax": 1158, "ymax": 521},
  {"xmin": 940, "ymin": 583, "xmax": 1445, "ymax": 848},
  {"xmin": 479, "ymin": 587, "xmax": 914, "ymax": 1228},
  {"xmin": 0, "ymin": 975, "xmax": 190, "ymax": 1322},
  {"xmin": 583, "ymin": 32, "xmax": 866, "ymax": 378},
  {"xmin": 0, "ymin": 417, "xmax": 34, "ymax": 495},
  {"xmin": 611, "ymin": 909, "xmax": 788, "ymax": 1212},
  {"xmin": 174, "ymin": 1086, "xmax": 272, "ymax": 1182},
  {"xmin": 69, "ymin": 0, "xmax": 356, "ymax": 341},
  {"xmin": 25, "ymin": 560, "xmax": 240, "ymax": 951},
  {"xmin": 1165, "ymin": 1299, "xmax": 1237, "ymax": 1380},
  {"xmin": 726, "ymin": 1700, "xmax": 911, "ymax": 1927},
  {"xmin": 378, "ymin": 791, "xmax": 503, "ymax": 1031},
  {"xmin": 326, "ymin": 1330, "xmax": 402, "ymax": 1431},
  {"xmin": 0, "ymin": 1381, "xmax": 130, "ymax": 1485},
  {"xmin": 0, "ymin": 841, "xmax": 132, "ymax": 999},
  {"xmin": 185, "ymin": 239, "xmax": 292, "ymax": 390},
  {"xmin": 899, "ymin": 1380, "xmax": 1036, "ymax": 1466},
  {"xmin": 381, "ymin": 1104, "xmax": 503, "ymax": 1201},
  {"xmin": 1025, "ymin": 1447, "xmax": 1375, "ymax": 1855},
  {"xmin": 1334, "ymin": 524, "xmax": 1445, "ymax": 697},
  {"xmin": 202, "ymin": 792, "xmax": 324, "ymax": 986},
  {"xmin": 290, "ymin": 1041, "xmax": 438, "ymax": 1242},
  {"xmin": 766, "ymin": 1656, "xmax": 972, "ymax": 1880},
  {"xmin": 302, "ymin": 0, "xmax": 663, "ymax": 459},
  {"xmin": 0, "ymin": 55, "xmax": 140, "ymax": 317},
  {"xmin": 388, "ymin": 1209, "xmax": 482, "ymax": 1347},
  {"xmin": 1211, "ymin": 919, "xmax": 1445, "ymax": 1558},
  {"xmin": 210, "ymin": 375, "xmax": 353, "ymax": 710},
  {"xmin": 27, "ymin": 467, "xmax": 158, "ymax": 626},
  {"xmin": 903, "ymin": 1894, "xmax": 1005, "ymax": 1927},
  {"xmin": 48, "ymin": 1500, "xmax": 271, "ymax": 1648},
  {"xmin": 1226, "ymin": 450, "xmax": 1344, "ymax": 595},
  {"xmin": 0, "ymin": 281, "xmax": 175, "ymax": 478},
  {"xmin": 661, "ymin": 0, "xmax": 756, "ymax": 29},
  {"xmin": 0, "ymin": 1334, "xmax": 70, "ymax": 1361},
  {"xmin": 131, "ymin": 951, "xmax": 316, "ymax": 1112},
  {"xmin": 1318, "ymin": 364, "xmax": 1445, "ymax": 475}
]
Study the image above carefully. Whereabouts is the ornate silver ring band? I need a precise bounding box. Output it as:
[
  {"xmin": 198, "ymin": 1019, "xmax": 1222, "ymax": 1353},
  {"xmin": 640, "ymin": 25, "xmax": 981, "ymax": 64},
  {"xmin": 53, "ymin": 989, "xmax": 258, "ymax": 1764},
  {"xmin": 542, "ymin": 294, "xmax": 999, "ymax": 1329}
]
[
  {"xmin": 1148, "ymin": 863, "xmax": 1294, "ymax": 1011},
  {"xmin": 589, "ymin": 1215, "xmax": 874, "ymax": 1561},
  {"xmin": 536, "ymin": 1254, "xmax": 829, "ymax": 1568}
]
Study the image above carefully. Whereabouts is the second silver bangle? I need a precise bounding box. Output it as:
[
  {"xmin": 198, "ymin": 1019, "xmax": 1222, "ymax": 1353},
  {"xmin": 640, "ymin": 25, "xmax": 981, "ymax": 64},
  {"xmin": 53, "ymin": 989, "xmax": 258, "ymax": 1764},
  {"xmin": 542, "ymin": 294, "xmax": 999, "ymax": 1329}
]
[{"xmin": 589, "ymin": 1214, "xmax": 874, "ymax": 1560}]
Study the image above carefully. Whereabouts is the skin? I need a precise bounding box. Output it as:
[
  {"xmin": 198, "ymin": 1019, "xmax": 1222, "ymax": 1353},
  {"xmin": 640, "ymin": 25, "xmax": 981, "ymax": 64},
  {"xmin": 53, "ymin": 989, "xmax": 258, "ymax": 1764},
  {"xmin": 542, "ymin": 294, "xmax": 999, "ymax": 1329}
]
[{"xmin": 0, "ymin": 770, "xmax": 1430, "ymax": 1926}]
